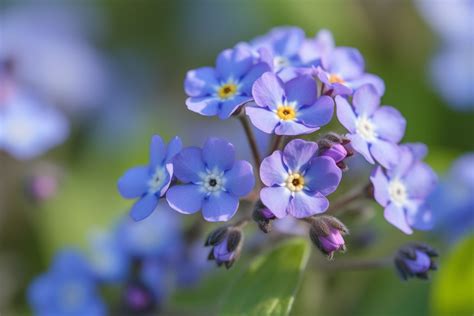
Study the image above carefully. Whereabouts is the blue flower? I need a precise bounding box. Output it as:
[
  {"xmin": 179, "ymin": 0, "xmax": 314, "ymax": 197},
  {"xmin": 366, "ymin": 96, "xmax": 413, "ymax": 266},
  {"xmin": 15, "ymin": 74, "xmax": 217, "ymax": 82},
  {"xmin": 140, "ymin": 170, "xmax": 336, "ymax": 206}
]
[
  {"xmin": 118, "ymin": 135, "xmax": 182, "ymax": 221},
  {"xmin": 166, "ymin": 137, "xmax": 255, "ymax": 222},
  {"xmin": 370, "ymin": 144, "xmax": 438, "ymax": 234},
  {"xmin": 336, "ymin": 84, "xmax": 406, "ymax": 169},
  {"xmin": 28, "ymin": 249, "xmax": 105, "ymax": 316},
  {"xmin": 184, "ymin": 43, "xmax": 270, "ymax": 119}
]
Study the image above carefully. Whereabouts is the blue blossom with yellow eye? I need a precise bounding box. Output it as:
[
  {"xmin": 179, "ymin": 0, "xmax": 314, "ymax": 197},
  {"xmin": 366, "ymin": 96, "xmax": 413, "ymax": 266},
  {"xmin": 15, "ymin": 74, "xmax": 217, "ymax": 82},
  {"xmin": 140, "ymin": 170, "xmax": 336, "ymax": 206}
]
[
  {"xmin": 118, "ymin": 135, "xmax": 182, "ymax": 221},
  {"xmin": 166, "ymin": 137, "xmax": 255, "ymax": 222},
  {"xmin": 28, "ymin": 249, "xmax": 105, "ymax": 316},
  {"xmin": 184, "ymin": 44, "xmax": 270, "ymax": 119}
]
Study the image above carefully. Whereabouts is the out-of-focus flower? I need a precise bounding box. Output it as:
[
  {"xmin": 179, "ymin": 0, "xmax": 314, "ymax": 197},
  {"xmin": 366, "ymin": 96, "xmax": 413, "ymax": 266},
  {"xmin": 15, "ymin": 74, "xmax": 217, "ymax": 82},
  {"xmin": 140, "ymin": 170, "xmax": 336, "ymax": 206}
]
[
  {"xmin": 0, "ymin": 81, "xmax": 69, "ymax": 160},
  {"xmin": 336, "ymin": 84, "xmax": 406, "ymax": 169},
  {"xmin": 122, "ymin": 281, "xmax": 156, "ymax": 314},
  {"xmin": 117, "ymin": 200, "xmax": 183, "ymax": 260},
  {"xmin": 24, "ymin": 162, "xmax": 63, "ymax": 202},
  {"xmin": 430, "ymin": 153, "xmax": 474, "ymax": 243},
  {"xmin": 0, "ymin": 4, "xmax": 107, "ymax": 110},
  {"xmin": 260, "ymin": 139, "xmax": 342, "ymax": 218},
  {"xmin": 166, "ymin": 137, "xmax": 255, "ymax": 222},
  {"xmin": 370, "ymin": 144, "xmax": 437, "ymax": 234},
  {"xmin": 184, "ymin": 44, "xmax": 270, "ymax": 119},
  {"xmin": 415, "ymin": 0, "xmax": 474, "ymax": 111},
  {"xmin": 394, "ymin": 243, "xmax": 438, "ymax": 280},
  {"xmin": 308, "ymin": 215, "xmax": 348, "ymax": 259},
  {"xmin": 245, "ymin": 72, "xmax": 334, "ymax": 135},
  {"xmin": 28, "ymin": 249, "xmax": 105, "ymax": 316},
  {"xmin": 118, "ymin": 135, "xmax": 182, "ymax": 221}
]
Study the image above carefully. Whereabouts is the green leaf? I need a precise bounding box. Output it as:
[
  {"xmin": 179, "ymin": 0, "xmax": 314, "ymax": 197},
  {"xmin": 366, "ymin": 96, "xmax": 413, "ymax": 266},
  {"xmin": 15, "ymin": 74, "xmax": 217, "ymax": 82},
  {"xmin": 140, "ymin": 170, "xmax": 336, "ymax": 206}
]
[
  {"xmin": 219, "ymin": 238, "xmax": 310, "ymax": 316},
  {"xmin": 431, "ymin": 236, "xmax": 474, "ymax": 316}
]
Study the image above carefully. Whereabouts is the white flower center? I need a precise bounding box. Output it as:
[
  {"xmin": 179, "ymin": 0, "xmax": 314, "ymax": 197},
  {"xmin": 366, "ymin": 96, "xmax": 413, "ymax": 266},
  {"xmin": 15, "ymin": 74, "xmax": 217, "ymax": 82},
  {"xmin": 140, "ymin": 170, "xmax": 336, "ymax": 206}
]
[
  {"xmin": 147, "ymin": 167, "xmax": 166, "ymax": 194},
  {"xmin": 201, "ymin": 170, "xmax": 226, "ymax": 193},
  {"xmin": 273, "ymin": 55, "xmax": 290, "ymax": 72},
  {"xmin": 355, "ymin": 116, "xmax": 377, "ymax": 142},
  {"xmin": 388, "ymin": 179, "xmax": 408, "ymax": 207}
]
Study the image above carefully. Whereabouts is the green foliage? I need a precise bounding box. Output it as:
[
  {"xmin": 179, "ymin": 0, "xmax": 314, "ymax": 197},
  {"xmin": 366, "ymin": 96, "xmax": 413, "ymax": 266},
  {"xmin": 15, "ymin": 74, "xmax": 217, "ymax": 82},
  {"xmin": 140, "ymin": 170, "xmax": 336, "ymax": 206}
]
[{"xmin": 431, "ymin": 236, "xmax": 474, "ymax": 316}]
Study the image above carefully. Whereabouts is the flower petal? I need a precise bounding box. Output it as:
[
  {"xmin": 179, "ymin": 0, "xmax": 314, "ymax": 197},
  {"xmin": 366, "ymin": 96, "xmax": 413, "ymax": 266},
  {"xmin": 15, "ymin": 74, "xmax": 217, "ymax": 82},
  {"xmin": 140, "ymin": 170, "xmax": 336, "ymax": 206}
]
[
  {"xmin": 260, "ymin": 150, "xmax": 287, "ymax": 186},
  {"xmin": 372, "ymin": 106, "xmax": 406, "ymax": 143},
  {"xmin": 370, "ymin": 139, "xmax": 400, "ymax": 169},
  {"xmin": 384, "ymin": 203, "xmax": 413, "ymax": 234},
  {"xmin": 150, "ymin": 135, "xmax": 166, "ymax": 167},
  {"xmin": 239, "ymin": 62, "xmax": 271, "ymax": 94},
  {"xmin": 166, "ymin": 184, "xmax": 205, "ymax": 214},
  {"xmin": 224, "ymin": 160, "xmax": 255, "ymax": 197},
  {"xmin": 186, "ymin": 97, "xmax": 220, "ymax": 116},
  {"xmin": 284, "ymin": 75, "xmax": 316, "ymax": 106},
  {"xmin": 202, "ymin": 192, "xmax": 239, "ymax": 222},
  {"xmin": 275, "ymin": 120, "xmax": 317, "ymax": 136},
  {"xmin": 327, "ymin": 47, "xmax": 364, "ymax": 80},
  {"xmin": 203, "ymin": 137, "xmax": 235, "ymax": 171},
  {"xmin": 130, "ymin": 194, "xmax": 159, "ymax": 221},
  {"xmin": 260, "ymin": 186, "xmax": 291, "ymax": 219},
  {"xmin": 347, "ymin": 134, "xmax": 374, "ymax": 164},
  {"xmin": 245, "ymin": 106, "xmax": 280, "ymax": 134},
  {"xmin": 165, "ymin": 136, "xmax": 183, "ymax": 163},
  {"xmin": 252, "ymin": 72, "xmax": 285, "ymax": 109},
  {"xmin": 173, "ymin": 147, "xmax": 206, "ymax": 183},
  {"xmin": 218, "ymin": 96, "xmax": 251, "ymax": 120},
  {"xmin": 118, "ymin": 166, "xmax": 150, "ymax": 199},
  {"xmin": 298, "ymin": 95, "xmax": 334, "ymax": 128},
  {"xmin": 283, "ymin": 139, "xmax": 318, "ymax": 172},
  {"xmin": 287, "ymin": 192, "xmax": 329, "ymax": 218},
  {"xmin": 406, "ymin": 200, "xmax": 434, "ymax": 231},
  {"xmin": 304, "ymin": 156, "xmax": 342, "ymax": 195},
  {"xmin": 335, "ymin": 95, "xmax": 356, "ymax": 133},
  {"xmin": 352, "ymin": 84, "xmax": 380, "ymax": 116},
  {"xmin": 216, "ymin": 46, "xmax": 254, "ymax": 80},
  {"xmin": 184, "ymin": 67, "xmax": 219, "ymax": 97},
  {"xmin": 370, "ymin": 166, "xmax": 390, "ymax": 207},
  {"xmin": 347, "ymin": 73, "xmax": 385, "ymax": 96},
  {"xmin": 404, "ymin": 162, "xmax": 437, "ymax": 199}
]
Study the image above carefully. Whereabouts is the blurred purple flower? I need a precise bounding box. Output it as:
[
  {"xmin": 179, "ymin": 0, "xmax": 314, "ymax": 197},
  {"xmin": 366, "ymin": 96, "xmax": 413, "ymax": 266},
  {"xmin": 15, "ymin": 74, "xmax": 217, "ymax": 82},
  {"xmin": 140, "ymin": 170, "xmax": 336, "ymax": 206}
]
[
  {"xmin": 394, "ymin": 243, "xmax": 438, "ymax": 280},
  {"xmin": 184, "ymin": 44, "xmax": 270, "ymax": 119},
  {"xmin": 118, "ymin": 135, "xmax": 182, "ymax": 221},
  {"xmin": 336, "ymin": 84, "xmax": 406, "ymax": 169},
  {"xmin": 246, "ymin": 72, "xmax": 334, "ymax": 135},
  {"xmin": 260, "ymin": 139, "xmax": 342, "ymax": 218},
  {"xmin": 370, "ymin": 144, "xmax": 437, "ymax": 234},
  {"xmin": 166, "ymin": 137, "xmax": 254, "ymax": 222},
  {"xmin": 28, "ymin": 249, "xmax": 105, "ymax": 316}
]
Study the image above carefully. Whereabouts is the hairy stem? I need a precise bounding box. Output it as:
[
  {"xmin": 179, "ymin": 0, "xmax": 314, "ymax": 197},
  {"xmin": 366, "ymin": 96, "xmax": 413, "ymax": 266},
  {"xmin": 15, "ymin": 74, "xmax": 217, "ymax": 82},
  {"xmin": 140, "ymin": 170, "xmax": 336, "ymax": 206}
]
[
  {"xmin": 239, "ymin": 115, "xmax": 261, "ymax": 175},
  {"xmin": 327, "ymin": 183, "xmax": 371, "ymax": 214}
]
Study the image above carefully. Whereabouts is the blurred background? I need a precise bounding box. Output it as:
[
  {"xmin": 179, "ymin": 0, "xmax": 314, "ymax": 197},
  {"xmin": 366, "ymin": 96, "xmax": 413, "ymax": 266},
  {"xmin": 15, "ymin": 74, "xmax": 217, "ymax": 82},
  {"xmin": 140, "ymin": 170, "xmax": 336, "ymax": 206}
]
[{"xmin": 0, "ymin": 0, "xmax": 473, "ymax": 315}]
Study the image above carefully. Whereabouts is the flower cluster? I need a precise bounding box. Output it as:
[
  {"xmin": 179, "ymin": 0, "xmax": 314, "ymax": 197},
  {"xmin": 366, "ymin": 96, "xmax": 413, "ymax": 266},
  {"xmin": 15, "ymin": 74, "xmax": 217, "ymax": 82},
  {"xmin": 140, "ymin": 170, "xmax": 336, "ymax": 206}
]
[{"xmin": 116, "ymin": 27, "xmax": 439, "ymax": 271}]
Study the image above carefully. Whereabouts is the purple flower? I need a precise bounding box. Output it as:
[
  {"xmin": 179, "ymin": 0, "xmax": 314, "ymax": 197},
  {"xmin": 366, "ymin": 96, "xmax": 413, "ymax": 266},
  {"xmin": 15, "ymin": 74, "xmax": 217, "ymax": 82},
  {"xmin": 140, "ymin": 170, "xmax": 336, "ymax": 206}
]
[
  {"xmin": 246, "ymin": 72, "xmax": 334, "ymax": 135},
  {"xmin": 370, "ymin": 144, "xmax": 437, "ymax": 234},
  {"xmin": 308, "ymin": 215, "xmax": 348, "ymax": 259},
  {"xmin": 259, "ymin": 139, "xmax": 342, "ymax": 218},
  {"xmin": 316, "ymin": 42, "xmax": 385, "ymax": 96},
  {"xmin": 184, "ymin": 44, "xmax": 269, "ymax": 119},
  {"xmin": 336, "ymin": 84, "xmax": 406, "ymax": 169},
  {"xmin": 318, "ymin": 227, "xmax": 345, "ymax": 255},
  {"xmin": 394, "ymin": 243, "xmax": 438, "ymax": 280},
  {"xmin": 251, "ymin": 26, "xmax": 305, "ymax": 73},
  {"xmin": 166, "ymin": 137, "xmax": 255, "ymax": 222},
  {"xmin": 118, "ymin": 135, "xmax": 182, "ymax": 221},
  {"xmin": 28, "ymin": 249, "xmax": 105, "ymax": 316}
]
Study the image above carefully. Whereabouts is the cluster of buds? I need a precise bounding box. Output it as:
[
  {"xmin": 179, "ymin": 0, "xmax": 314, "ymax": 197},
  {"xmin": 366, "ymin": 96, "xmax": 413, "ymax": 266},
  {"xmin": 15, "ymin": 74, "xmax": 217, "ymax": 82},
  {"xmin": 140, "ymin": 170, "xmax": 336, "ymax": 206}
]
[
  {"xmin": 317, "ymin": 133, "xmax": 353, "ymax": 171},
  {"xmin": 252, "ymin": 203, "xmax": 277, "ymax": 233},
  {"xmin": 308, "ymin": 216, "xmax": 349, "ymax": 259},
  {"xmin": 205, "ymin": 224, "xmax": 244, "ymax": 269},
  {"xmin": 394, "ymin": 243, "xmax": 438, "ymax": 280}
]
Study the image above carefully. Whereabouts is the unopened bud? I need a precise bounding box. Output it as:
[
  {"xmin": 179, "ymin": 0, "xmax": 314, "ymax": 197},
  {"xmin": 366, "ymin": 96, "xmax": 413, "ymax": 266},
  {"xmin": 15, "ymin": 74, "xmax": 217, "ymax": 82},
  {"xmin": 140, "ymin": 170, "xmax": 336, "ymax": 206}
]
[
  {"xmin": 253, "ymin": 207, "xmax": 276, "ymax": 233},
  {"xmin": 205, "ymin": 226, "xmax": 243, "ymax": 269},
  {"xmin": 308, "ymin": 216, "xmax": 348, "ymax": 259},
  {"xmin": 317, "ymin": 133, "xmax": 353, "ymax": 171},
  {"xmin": 394, "ymin": 243, "xmax": 438, "ymax": 280}
]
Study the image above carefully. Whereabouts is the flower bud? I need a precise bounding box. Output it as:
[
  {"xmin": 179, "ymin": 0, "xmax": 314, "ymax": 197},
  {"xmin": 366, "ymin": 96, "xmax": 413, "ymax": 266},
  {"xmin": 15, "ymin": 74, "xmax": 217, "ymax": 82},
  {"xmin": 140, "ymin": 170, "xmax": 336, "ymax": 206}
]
[
  {"xmin": 122, "ymin": 281, "xmax": 156, "ymax": 314},
  {"xmin": 317, "ymin": 133, "xmax": 353, "ymax": 171},
  {"xmin": 394, "ymin": 243, "xmax": 438, "ymax": 280},
  {"xmin": 205, "ymin": 226, "xmax": 243, "ymax": 269},
  {"xmin": 252, "ymin": 207, "xmax": 276, "ymax": 233},
  {"xmin": 309, "ymin": 216, "xmax": 348, "ymax": 259}
]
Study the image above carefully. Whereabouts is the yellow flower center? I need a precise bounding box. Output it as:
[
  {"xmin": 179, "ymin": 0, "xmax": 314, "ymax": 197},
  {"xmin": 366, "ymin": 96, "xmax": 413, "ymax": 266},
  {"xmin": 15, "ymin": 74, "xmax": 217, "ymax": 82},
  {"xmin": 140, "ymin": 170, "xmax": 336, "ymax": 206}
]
[
  {"xmin": 286, "ymin": 173, "xmax": 305, "ymax": 192},
  {"xmin": 217, "ymin": 83, "xmax": 237, "ymax": 100},
  {"xmin": 277, "ymin": 106, "xmax": 296, "ymax": 121},
  {"xmin": 329, "ymin": 73, "xmax": 345, "ymax": 84}
]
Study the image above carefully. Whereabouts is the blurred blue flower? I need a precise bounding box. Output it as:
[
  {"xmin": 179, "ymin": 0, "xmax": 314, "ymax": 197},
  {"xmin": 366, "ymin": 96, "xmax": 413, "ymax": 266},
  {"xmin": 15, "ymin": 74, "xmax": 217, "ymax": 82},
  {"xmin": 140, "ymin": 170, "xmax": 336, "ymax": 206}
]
[
  {"xmin": 431, "ymin": 153, "xmax": 474, "ymax": 243},
  {"xmin": 415, "ymin": 0, "xmax": 474, "ymax": 111},
  {"xmin": 0, "ymin": 78, "xmax": 69, "ymax": 160},
  {"xmin": 118, "ymin": 135, "xmax": 182, "ymax": 221},
  {"xmin": 371, "ymin": 144, "xmax": 437, "ymax": 234},
  {"xmin": 28, "ymin": 249, "xmax": 105, "ymax": 316},
  {"xmin": 167, "ymin": 137, "xmax": 255, "ymax": 222}
]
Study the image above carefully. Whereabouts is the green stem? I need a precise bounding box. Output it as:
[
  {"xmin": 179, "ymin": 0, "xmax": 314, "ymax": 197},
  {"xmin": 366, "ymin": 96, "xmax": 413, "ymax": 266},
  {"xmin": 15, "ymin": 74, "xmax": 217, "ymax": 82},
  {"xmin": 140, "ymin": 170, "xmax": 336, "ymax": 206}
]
[{"xmin": 239, "ymin": 115, "xmax": 261, "ymax": 175}]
